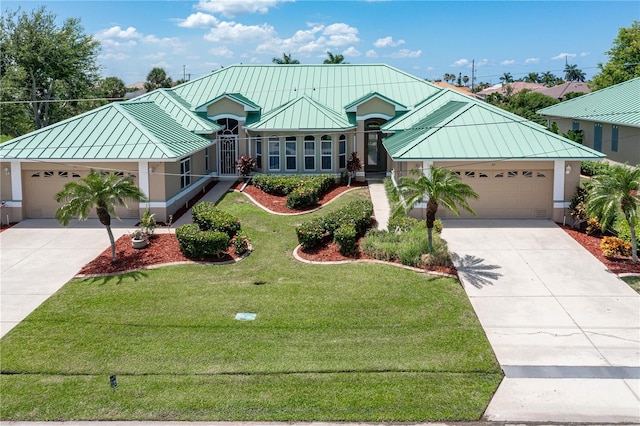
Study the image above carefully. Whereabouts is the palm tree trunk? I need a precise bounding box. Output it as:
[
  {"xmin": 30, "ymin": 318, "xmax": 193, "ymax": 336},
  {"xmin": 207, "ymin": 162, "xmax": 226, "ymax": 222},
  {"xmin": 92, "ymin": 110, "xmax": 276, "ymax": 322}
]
[
  {"xmin": 631, "ymin": 225, "xmax": 638, "ymax": 264},
  {"xmin": 106, "ymin": 225, "xmax": 117, "ymax": 262},
  {"xmin": 426, "ymin": 226, "xmax": 433, "ymax": 253},
  {"xmin": 425, "ymin": 198, "xmax": 439, "ymax": 253}
]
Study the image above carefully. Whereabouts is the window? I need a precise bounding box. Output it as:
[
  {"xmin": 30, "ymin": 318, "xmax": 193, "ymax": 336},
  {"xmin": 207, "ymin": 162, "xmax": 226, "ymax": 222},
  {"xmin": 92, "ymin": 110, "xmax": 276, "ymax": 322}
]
[
  {"xmin": 321, "ymin": 135, "xmax": 332, "ymax": 170},
  {"xmin": 572, "ymin": 119, "xmax": 580, "ymax": 131},
  {"xmin": 180, "ymin": 158, "xmax": 191, "ymax": 189},
  {"xmin": 338, "ymin": 134, "xmax": 347, "ymax": 169},
  {"xmin": 594, "ymin": 123, "xmax": 603, "ymax": 152},
  {"xmin": 464, "ymin": 171, "xmax": 475, "ymax": 178},
  {"xmin": 507, "ymin": 171, "xmax": 518, "ymax": 177},
  {"xmin": 304, "ymin": 136, "xmax": 315, "ymax": 170},
  {"xmin": 205, "ymin": 147, "xmax": 210, "ymax": 171},
  {"xmin": 523, "ymin": 171, "xmax": 533, "ymax": 177},
  {"xmin": 285, "ymin": 136, "xmax": 297, "ymax": 171},
  {"xmin": 255, "ymin": 137, "xmax": 262, "ymax": 169},
  {"xmin": 478, "ymin": 172, "xmax": 488, "ymax": 178},
  {"xmin": 268, "ymin": 136, "xmax": 280, "ymax": 171},
  {"xmin": 612, "ymin": 125, "xmax": 619, "ymax": 152},
  {"xmin": 494, "ymin": 172, "xmax": 504, "ymax": 178},
  {"xmin": 537, "ymin": 172, "xmax": 546, "ymax": 178}
]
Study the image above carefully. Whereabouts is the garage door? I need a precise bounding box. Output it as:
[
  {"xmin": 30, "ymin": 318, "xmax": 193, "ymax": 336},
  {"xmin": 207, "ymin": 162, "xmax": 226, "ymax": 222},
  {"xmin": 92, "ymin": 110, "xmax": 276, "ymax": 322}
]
[
  {"xmin": 24, "ymin": 170, "xmax": 139, "ymax": 219},
  {"xmin": 440, "ymin": 168, "xmax": 552, "ymax": 219}
]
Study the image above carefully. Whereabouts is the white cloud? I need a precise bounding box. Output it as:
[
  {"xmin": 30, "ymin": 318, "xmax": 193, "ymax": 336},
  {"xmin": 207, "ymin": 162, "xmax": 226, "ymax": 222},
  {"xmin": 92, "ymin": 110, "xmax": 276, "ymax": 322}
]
[
  {"xmin": 144, "ymin": 52, "xmax": 167, "ymax": 61},
  {"xmin": 366, "ymin": 49, "xmax": 378, "ymax": 58},
  {"xmin": 205, "ymin": 21, "xmax": 277, "ymax": 43},
  {"xmin": 342, "ymin": 46, "xmax": 360, "ymax": 57},
  {"xmin": 475, "ymin": 59, "xmax": 490, "ymax": 67},
  {"xmin": 196, "ymin": 0, "xmax": 292, "ymax": 18},
  {"xmin": 373, "ymin": 36, "xmax": 405, "ymax": 48},
  {"xmin": 100, "ymin": 52, "xmax": 129, "ymax": 61},
  {"xmin": 209, "ymin": 46, "xmax": 234, "ymax": 58},
  {"xmin": 525, "ymin": 57, "xmax": 540, "ymax": 64},
  {"xmin": 551, "ymin": 52, "xmax": 576, "ymax": 60},
  {"xmin": 100, "ymin": 39, "xmax": 137, "ymax": 49},
  {"xmin": 323, "ymin": 23, "xmax": 359, "ymax": 46},
  {"xmin": 580, "ymin": 51, "xmax": 590, "ymax": 57},
  {"xmin": 96, "ymin": 26, "xmax": 142, "ymax": 40},
  {"xmin": 450, "ymin": 58, "xmax": 470, "ymax": 67},
  {"xmin": 500, "ymin": 59, "xmax": 515, "ymax": 66},
  {"xmin": 388, "ymin": 49, "xmax": 421, "ymax": 59},
  {"xmin": 427, "ymin": 66, "xmax": 435, "ymax": 71},
  {"xmin": 178, "ymin": 12, "xmax": 219, "ymax": 28}
]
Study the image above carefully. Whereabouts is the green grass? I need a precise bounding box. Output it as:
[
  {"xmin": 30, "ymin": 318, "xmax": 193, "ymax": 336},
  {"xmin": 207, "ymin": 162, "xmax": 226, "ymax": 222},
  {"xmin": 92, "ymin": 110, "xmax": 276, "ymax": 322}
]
[
  {"xmin": 0, "ymin": 134, "xmax": 13, "ymax": 144},
  {"xmin": 621, "ymin": 275, "xmax": 640, "ymax": 294},
  {"xmin": 0, "ymin": 188, "xmax": 502, "ymax": 421}
]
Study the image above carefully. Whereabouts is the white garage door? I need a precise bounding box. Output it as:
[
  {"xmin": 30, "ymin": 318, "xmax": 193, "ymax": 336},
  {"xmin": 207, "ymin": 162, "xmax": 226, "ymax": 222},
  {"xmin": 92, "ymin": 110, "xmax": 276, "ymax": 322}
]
[
  {"xmin": 24, "ymin": 170, "xmax": 139, "ymax": 219},
  {"xmin": 440, "ymin": 168, "xmax": 553, "ymax": 219}
]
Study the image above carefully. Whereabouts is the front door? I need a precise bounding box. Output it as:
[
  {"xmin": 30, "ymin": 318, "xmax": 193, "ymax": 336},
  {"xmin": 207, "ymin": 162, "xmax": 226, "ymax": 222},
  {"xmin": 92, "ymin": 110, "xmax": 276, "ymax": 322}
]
[
  {"xmin": 365, "ymin": 119, "xmax": 386, "ymax": 172},
  {"xmin": 219, "ymin": 135, "xmax": 237, "ymax": 175}
]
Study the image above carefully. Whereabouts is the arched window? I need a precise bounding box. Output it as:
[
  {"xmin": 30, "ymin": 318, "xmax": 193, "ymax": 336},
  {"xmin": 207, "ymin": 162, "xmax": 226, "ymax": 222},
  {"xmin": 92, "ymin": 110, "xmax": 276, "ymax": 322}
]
[
  {"xmin": 321, "ymin": 135, "xmax": 332, "ymax": 171},
  {"xmin": 304, "ymin": 135, "xmax": 316, "ymax": 171},
  {"xmin": 338, "ymin": 134, "xmax": 347, "ymax": 169}
]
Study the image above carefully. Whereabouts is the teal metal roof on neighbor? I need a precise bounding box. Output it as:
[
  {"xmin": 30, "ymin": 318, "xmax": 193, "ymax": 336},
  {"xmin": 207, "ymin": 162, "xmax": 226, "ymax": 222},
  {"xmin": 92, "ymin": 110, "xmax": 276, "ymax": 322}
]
[
  {"xmin": 135, "ymin": 89, "xmax": 220, "ymax": 134},
  {"xmin": 174, "ymin": 64, "xmax": 441, "ymax": 119},
  {"xmin": 538, "ymin": 77, "xmax": 640, "ymax": 127},
  {"xmin": 245, "ymin": 95, "xmax": 354, "ymax": 131},
  {"xmin": 384, "ymin": 99, "xmax": 605, "ymax": 161},
  {"xmin": 0, "ymin": 102, "xmax": 212, "ymax": 161}
]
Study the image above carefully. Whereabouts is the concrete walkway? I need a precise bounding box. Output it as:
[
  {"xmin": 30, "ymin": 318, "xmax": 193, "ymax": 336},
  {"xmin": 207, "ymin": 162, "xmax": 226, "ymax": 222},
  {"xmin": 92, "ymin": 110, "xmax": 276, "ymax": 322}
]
[
  {"xmin": 441, "ymin": 219, "xmax": 640, "ymax": 423},
  {"xmin": 367, "ymin": 182, "xmax": 390, "ymax": 230}
]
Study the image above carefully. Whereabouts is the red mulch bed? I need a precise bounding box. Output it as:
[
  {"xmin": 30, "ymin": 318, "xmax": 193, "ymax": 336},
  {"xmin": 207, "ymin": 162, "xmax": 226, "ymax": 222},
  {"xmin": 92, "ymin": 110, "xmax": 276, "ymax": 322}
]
[
  {"xmin": 74, "ymin": 181, "xmax": 640, "ymax": 277},
  {"xmin": 558, "ymin": 224, "xmax": 640, "ymax": 275}
]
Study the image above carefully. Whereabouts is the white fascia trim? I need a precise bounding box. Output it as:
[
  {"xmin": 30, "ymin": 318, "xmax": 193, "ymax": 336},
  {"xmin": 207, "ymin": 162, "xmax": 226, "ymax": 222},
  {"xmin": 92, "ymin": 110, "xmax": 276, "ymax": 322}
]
[
  {"xmin": 1, "ymin": 201, "xmax": 22, "ymax": 208},
  {"xmin": 356, "ymin": 113, "xmax": 394, "ymax": 121},
  {"xmin": 209, "ymin": 114, "xmax": 246, "ymax": 122}
]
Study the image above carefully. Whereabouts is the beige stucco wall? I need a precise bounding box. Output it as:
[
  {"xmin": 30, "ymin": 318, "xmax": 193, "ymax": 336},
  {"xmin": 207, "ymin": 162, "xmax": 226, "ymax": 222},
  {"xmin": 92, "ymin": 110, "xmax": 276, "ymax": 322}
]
[
  {"xmin": 550, "ymin": 118, "xmax": 640, "ymax": 166},
  {"xmin": 207, "ymin": 98, "xmax": 247, "ymax": 119},
  {"xmin": 356, "ymin": 98, "xmax": 396, "ymax": 118}
]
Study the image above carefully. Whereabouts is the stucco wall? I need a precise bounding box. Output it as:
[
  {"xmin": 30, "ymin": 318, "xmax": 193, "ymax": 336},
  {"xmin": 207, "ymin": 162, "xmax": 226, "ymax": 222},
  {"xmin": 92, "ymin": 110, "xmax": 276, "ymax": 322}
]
[{"xmin": 207, "ymin": 98, "xmax": 247, "ymax": 119}]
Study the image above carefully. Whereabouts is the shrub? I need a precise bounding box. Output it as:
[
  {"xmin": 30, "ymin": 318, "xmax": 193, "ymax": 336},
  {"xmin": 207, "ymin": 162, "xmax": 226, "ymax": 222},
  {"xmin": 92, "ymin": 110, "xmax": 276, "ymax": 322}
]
[
  {"xmin": 614, "ymin": 215, "xmax": 640, "ymax": 246},
  {"xmin": 569, "ymin": 186, "xmax": 588, "ymax": 222},
  {"xmin": 176, "ymin": 224, "xmax": 230, "ymax": 259},
  {"xmin": 600, "ymin": 236, "xmax": 632, "ymax": 258},
  {"xmin": 586, "ymin": 217, "xmax": 602, "ymax": 235},
  {"xmin": 420, "ymin": 237, "xmax": 454, "ymax": 268},
  {"xmin": 139, "ymin": 208, "xmax": 156, "ymax": 236},
  {"xmin": 334, "ymin": 224, "xmax": 357, "ymax": 256},
  {"xmin": 286, "ymin": 183, "xmax": 320, "ymax": 209},
  {"xmin": 236, "ymin": 155, "xmax": 257, "ymax": 176},
  {"xmin": 191, "ymin": 202, "xmax": 241, "ymax": 238},
  {"xmin": 296, "ymin": 218, "xmax": 326, "ymax": 250},
  {"xmin": 233, "ymin": 235, "xmax": 251, "ymax": 256},
  {"xmin": 253, "ymin": 174, "xmax": 337, "ymax": 209},
  {"xmin": 581, "ymin": 161, "xmax": 610, "ymax": 177}
]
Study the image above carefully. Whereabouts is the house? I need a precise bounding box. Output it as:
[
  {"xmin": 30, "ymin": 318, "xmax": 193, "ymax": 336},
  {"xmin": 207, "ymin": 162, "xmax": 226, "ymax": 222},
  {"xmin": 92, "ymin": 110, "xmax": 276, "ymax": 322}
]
[
  {"xmin": 536, "ymin": 81, "xmax": 591, "ymax": 100},
  {"xmin": 538, "ymin": 77, "xmax": 640, "ymax": 165},
  {"xmin": 0, "ymin": 64, "xmax": 603, "ymax": 224},
  {"xmin": 477, "ymin": 82, "xmax": 546, "ymax": 98},
  {"xmin": 432, "ymin": 81, "xmax": 482, "ymax": 99}
]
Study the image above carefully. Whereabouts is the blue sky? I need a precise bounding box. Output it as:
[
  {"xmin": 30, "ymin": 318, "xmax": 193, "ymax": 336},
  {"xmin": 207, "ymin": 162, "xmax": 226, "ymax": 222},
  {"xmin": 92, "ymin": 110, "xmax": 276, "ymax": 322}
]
[{"xmin": 5, "ymin": 0, "xmax": 639, "ymax": 85}]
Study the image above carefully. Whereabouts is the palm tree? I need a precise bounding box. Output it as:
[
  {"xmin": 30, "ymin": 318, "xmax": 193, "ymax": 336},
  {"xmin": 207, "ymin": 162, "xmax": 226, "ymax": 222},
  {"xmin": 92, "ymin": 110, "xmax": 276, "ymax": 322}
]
[
  {"xmin": 564, "ymin": 64, "xmax": 586, "ymax": 82},
  {"xmin": 272, "ymin": 53, "xmax": 300, "ymax": 64},
  {"xmin": 393, "ymin": 166, "xmax": 479, "ymax": 252},
  {"xmin": 499, "ymin": 72, "xmax": 514, "ymax": 85},
  {"xmin": 462, "ymin": 75, "xmax": 469, "ymax": 86},
  {"xmin": 323, "ymin": 51, "xmax": 347, "ymax": 64},
  {"xmin": 541, "ymin": 71, "xmax": 557, "ymax": 87},
  {"xmin": 586, "ymin": 164, "xmax": 640, "ymax": 263},
  {"xmin": 55, "ymin": 170, "xmax": 148, "ymax": 262},
  {"xmin": 524, "ymin": 72, "xmax": 540, "ymax": 83}
]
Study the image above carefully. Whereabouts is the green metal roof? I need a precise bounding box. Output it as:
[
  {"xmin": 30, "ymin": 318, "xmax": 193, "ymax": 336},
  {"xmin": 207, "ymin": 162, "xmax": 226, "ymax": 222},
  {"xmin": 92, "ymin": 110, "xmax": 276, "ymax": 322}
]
[
  {"xmin": 384, "ymin": 99, "xmax": 605, "ymax": 161},
  {"xmin": 0, "ymin": 102, "xmax": 212, "ymax": 161},
  {"xmin": 245, "ymin": 95, "xmax": 354, "ymax": 131},
  {"xmin": 174, "ymin": 64, "xmax": 441, "ymax": 120},
  {"xmin": 538, "ymin": 77, "xmax": 640, "ymax": 127},
  {"xmin": 194, "ymin": 92, "xmax": 261, "ymax": 113},
  {"xmin": 135, "ymin": 89, "xmax": 220, "ymax": 134}
]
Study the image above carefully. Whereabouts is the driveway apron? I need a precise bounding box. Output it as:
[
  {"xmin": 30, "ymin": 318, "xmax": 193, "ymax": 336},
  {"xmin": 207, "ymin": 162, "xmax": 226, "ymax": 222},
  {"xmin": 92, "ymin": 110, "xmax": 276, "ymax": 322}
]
[
  {"xmin": 0, "ymin": 218, "xmax": 137, "ymax": 337},
  {"xmin": 442, "ymin": 219, "xmax": 640, "ymax": 423}
]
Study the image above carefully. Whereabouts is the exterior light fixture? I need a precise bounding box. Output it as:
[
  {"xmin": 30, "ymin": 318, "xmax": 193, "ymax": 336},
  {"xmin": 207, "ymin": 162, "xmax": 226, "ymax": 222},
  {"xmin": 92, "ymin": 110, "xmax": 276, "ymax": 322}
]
[
  {"xmin": 565, "ymin": 164, "xmax": 572, "ymax": 175},
  {"xmin": 3, "ymin": 167, "xmax": 9, "ymax": 176}
]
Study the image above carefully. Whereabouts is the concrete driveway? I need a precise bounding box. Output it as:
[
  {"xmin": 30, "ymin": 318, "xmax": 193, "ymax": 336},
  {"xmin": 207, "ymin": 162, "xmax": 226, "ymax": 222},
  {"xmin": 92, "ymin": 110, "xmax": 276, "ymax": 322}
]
[
  {"xmin": 0, "ymin": 218, "xmax": 137, "ymax": 337},
  {"xmin": 442, "ymin": 219, "xmax": 640, "ymax": 423}
]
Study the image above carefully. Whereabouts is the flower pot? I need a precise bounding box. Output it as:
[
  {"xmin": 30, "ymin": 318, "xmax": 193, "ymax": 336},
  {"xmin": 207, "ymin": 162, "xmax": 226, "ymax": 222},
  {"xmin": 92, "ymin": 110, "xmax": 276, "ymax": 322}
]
[{"xmin": 132, "ymin": 238, "xmax": 148, "ymax": 249}]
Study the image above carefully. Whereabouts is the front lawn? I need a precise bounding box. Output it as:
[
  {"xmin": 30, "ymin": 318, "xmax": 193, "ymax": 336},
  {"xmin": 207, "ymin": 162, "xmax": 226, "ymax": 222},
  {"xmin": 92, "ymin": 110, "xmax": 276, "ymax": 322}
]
[
  {"xmin": 0, "ymin": 188, "xmax": 502, "ymax": 421},
  {"xmin": 621, "ymin": 275, "xmax": 640, "ymax": 294}
]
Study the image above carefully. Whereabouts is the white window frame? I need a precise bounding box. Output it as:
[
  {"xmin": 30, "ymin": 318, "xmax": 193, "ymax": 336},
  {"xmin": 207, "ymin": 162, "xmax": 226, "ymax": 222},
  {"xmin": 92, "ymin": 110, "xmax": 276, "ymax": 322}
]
[
  {"xmin": 304, "ymin": 135, "xmax": 316, "ymax": 171},
  {"xmin": 285, "ymin": 136, "xmax": 297, "ymax": 171},
  {"xmin": 180, "ymin": 157, "xmax": 191, "ymax": 189},
  {"xmin": 255, "ymin": 137, "xmax": 262, "ymax": 170},
  {"xmin": 338, "ymin": 134, "xmax": 347, "ymax": 169},
  {"xmin": 268, "ymin": 136, "xmax": 280, "ymax": 171},
  {"xmin": 204, "ymin": 147, "xmax": 210, "ymax": 171},
  {"xmin": 321, "ymin": 135, "xmax": 332, "ymax": 171}
]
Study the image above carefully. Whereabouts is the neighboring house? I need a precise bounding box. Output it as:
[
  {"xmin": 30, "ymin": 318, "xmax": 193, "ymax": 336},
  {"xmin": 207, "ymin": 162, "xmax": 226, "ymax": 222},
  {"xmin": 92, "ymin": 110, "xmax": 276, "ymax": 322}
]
[
  {"xmin": 477, "ymin": 82, "xmax": 546, "ymax": 98},
  {"xmin": 0, "ymin": 64, "xmax": 603, "ymax": 224},
  {"xmin": 432, "ymin": 82, "xmax": 482, "ymax": 99},
  {"xmin": 537, "ymin": 82, "xmax": 591, "ymax": 100},
  {"xmin": 538, "ymin": 77, "xmax": 640, "ymax": 166}
]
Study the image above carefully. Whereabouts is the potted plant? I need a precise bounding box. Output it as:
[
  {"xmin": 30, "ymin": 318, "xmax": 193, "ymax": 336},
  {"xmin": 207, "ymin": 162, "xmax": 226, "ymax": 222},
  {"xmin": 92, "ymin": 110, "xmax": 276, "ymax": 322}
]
[
  {"xmin": 140, "ymin": 208, "xmax": 156, "ymax": 237},
  {"xmin": 131, "ymin": 229, "xmax": 148, "ymax": 249}
]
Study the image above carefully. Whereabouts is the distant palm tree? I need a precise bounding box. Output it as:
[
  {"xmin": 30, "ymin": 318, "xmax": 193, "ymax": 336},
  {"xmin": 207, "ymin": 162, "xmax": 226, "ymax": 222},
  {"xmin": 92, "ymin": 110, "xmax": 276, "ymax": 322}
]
[
  {"xmin": 499, "ymin": 72, "xmax": 514, "ymax": 84},
  {"xmin": 541, "ymin": 71, "xmax": 558, "ymax": 86},
  {"xmin": 524, "ymin": 72, "xmax": 540, "ymax": 83},
  {"xmin": 462, "ymin": 75, "xmax": 469, "ymax": 86},
  {"xmin": 393, "ymin": 166, "xmax": 479, "ymax": 252},
  {"xmin": 272, "ymin": 53, "xmax": 300, "ymax": 65},
  {"xmin": 323, "ymin": 51, "xmax": 347, "ymax": 64},
  {"xmin": 586, "ymin": 164, "xmax": 640, "ymax": 263},
  {"xmin": 564, "ymin": 64, "xmax": 586, "ymax": 82},
  {"xmin": 55, "ymin": 170, "xmax": 148, "ymax": 262}
]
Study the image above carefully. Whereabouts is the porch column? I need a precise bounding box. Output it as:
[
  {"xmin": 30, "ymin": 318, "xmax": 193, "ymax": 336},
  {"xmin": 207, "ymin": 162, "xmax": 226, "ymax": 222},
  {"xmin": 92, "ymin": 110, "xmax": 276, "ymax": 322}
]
[
  {"xmin": 138, "ymin": 161, "xmax": 151, "ymax": 208},
  {"xmin": 422, "ymin": 161, "xmax": 433, "ymax": 178},
  {"xmin": 10, "ymin": 161, "xmax": 22, "ymax": 202},
  {"xmin": 553, "ymin": 160, "xmax": 569, "ymax": 209}
]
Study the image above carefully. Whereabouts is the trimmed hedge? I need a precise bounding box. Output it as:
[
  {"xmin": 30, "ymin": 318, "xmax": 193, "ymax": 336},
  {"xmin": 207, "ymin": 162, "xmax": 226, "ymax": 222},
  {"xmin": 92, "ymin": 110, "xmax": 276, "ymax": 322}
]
[
  {"xmin": 252, "ymin": 174, "xmax": 337, "ymax": 210},
  {"xmin": 191, "ymin": 202, "xmax": 241, "ymax": 238},
  {"xmin": 296, "ymin": 199, "xmax": 373, "ymax": 250},
  {"xmin": 175, "ymin": 224, "xmax": 230, "ymax": 259},
  {"xmin": 334, "ymin": 224, "xmax": 357, "ymax": 255}
]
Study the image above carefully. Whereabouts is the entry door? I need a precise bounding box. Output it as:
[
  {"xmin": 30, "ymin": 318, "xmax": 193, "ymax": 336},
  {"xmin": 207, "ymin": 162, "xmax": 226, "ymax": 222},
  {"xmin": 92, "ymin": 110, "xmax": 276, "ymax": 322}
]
[
  {"xmin": 365, "ymin": 119, "xmax": 386, "ymax": 172},
  {"xmin": 219, "ymin": 135, "xmax": 237, "ymax": 175}
]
